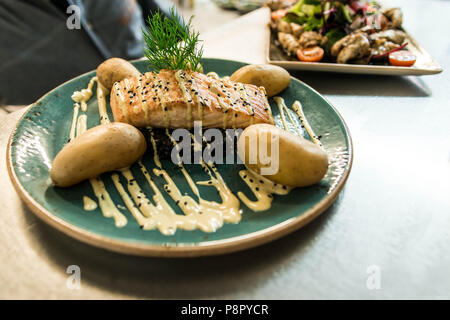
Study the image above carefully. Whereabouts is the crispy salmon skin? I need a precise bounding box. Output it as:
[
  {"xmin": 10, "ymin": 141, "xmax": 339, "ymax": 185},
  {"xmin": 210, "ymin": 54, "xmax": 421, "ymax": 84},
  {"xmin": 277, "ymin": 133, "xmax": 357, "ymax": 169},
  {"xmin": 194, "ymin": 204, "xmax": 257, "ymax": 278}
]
[{"xmin": 110, "ymin": 69, "xmax": 274, "ymax": 129}]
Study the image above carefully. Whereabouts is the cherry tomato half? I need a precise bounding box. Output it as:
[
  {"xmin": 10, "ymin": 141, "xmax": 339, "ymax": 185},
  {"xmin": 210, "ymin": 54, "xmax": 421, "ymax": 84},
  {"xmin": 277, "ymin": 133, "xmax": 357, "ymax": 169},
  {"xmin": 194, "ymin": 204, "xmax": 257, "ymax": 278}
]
[
  {"xmin": 271, "ymin": 9, "xmax": 288, "ymax": 22},
  {"xmin": 389, "ymin": 51, "xmax": 416, "ymax": 67},
  {"xmin": 296, "ymin": 46, "xmax": 324, "ymax": 62}
]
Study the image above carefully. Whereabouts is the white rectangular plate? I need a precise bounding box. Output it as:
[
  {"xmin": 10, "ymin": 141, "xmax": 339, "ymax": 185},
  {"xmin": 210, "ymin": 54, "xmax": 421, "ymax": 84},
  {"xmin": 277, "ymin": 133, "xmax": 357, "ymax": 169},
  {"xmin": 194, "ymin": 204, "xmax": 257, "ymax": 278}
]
[{"xmin": 266, "ymin": 13, "xmax": 442, "ymax": 76}]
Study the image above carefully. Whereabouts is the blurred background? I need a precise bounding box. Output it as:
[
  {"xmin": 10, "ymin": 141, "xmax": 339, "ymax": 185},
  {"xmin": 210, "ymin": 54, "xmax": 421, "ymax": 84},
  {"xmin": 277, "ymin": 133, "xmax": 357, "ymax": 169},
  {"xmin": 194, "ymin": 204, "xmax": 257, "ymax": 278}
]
[{"xmin": 0, "ymin": 0, "xmax": 267, "ymax": 109}]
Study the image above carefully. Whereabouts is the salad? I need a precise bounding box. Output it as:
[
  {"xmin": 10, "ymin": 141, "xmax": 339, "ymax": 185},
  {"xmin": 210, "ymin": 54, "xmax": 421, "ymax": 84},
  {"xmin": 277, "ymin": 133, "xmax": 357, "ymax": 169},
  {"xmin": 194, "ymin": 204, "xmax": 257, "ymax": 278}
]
[{"xmin": 268, "ymin": 0, "xmax": 416, "ymax": 66}]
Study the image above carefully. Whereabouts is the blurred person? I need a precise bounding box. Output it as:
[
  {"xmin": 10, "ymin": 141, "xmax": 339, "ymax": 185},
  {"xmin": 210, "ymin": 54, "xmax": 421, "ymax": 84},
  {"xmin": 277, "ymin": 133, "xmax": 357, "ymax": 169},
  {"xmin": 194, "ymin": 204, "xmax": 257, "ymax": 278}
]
[{"xmin": 0, "ymin": 0, "xmax": 174, "ymax": 105}]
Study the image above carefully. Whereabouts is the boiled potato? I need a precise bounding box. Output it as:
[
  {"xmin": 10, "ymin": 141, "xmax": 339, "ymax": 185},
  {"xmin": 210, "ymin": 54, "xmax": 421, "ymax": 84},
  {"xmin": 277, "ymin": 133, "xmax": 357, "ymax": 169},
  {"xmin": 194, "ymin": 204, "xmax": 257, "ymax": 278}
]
[
  {"xmin": 237, "ymin": 124, "xmax": 328, "ymax": 187},
  {"xmin": 230, "ymin": 64, "xmax": 290, "ymax": 97},
  {"xmin": 51, "ymin": 123, "xmax": 146, "ymax": 187},
  {"xmin": 96, "ymin": 58, "xmax": 141, "ymax": 91}
]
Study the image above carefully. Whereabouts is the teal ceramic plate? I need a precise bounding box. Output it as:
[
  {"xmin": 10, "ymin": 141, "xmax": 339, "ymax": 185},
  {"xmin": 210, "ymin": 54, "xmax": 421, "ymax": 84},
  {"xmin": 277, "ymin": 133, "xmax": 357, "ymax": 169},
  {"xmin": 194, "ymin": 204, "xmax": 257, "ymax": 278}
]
[{"xmin": 7, "ymin": 58, "xmax": 352, "ymax": 257}]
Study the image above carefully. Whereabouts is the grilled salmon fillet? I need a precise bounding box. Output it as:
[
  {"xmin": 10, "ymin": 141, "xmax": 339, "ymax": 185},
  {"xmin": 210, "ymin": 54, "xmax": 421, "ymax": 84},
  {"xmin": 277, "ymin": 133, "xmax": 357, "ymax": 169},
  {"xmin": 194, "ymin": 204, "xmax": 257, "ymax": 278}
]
[{"xmin": 110, "ymin": 69, "xmax": 274, "ymax": 129}]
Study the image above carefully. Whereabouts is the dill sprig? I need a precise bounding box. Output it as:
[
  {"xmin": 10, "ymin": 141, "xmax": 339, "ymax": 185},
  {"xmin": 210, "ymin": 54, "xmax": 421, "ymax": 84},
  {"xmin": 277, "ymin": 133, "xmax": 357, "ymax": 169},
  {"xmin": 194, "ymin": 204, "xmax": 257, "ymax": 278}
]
[{"xmin": 142, "ymin": 8, "xmax": 203, "ymax": 72}]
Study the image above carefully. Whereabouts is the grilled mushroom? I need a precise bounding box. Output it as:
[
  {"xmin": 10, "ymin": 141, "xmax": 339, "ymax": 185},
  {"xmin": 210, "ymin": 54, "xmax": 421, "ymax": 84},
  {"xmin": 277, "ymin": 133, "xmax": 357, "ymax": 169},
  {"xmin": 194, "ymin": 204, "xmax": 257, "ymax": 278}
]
[
  {"xmin": 298, "ymin": 31, "xmax": 323, "ymax": 48},
  {"xmin": 278, "ymin": 32, "xmax": 299, "ymax": 55},
  {"xmin": 369, "ymin": 29, "xmax": 406, "ymax": 44},
  {"xmin": 277, "ymin": 19, "xmax": 292, "ymax": 33},
  {"xmin": 381, "ymin": 8, "xmax": 403, "ymax": 28},
  {"xmin": 331, "ymin": 33, "xmax": 371, "ymax": 64}
]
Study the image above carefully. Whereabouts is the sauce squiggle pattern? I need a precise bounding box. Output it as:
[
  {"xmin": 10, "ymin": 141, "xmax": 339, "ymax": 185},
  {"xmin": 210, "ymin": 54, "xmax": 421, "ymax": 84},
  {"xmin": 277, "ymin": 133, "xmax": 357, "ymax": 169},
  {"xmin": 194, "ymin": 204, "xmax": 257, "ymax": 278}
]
[{"xmin": 68, "ymin": 76, "xmax": 323, "ymax": 234}]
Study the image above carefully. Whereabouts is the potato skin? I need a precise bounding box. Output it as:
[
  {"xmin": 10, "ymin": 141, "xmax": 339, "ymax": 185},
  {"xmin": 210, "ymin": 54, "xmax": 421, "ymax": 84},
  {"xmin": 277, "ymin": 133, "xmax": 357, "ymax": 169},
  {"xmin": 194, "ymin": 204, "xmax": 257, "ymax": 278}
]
[
  {"xmin": 50, "ymin": 123, "xmax": 146, "ymax": 187},
  {"xmin": 230, "ymin": 64, "xmax": 290, "ymax": 97},
  {"xmin": 96, "ymin": 58, "xmax": 141, "ymax": 91},
  {"xmin": 237, "ymin": 124, "xmax": 328, "ymax": 187}
]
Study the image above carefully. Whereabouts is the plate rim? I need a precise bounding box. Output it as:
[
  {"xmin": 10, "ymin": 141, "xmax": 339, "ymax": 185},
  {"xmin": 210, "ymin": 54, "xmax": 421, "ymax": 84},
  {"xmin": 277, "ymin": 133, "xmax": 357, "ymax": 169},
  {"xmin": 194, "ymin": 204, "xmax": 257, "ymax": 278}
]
[{"xmin": 6, "ymin": 58, "xmax": 354, "ymax": 258}]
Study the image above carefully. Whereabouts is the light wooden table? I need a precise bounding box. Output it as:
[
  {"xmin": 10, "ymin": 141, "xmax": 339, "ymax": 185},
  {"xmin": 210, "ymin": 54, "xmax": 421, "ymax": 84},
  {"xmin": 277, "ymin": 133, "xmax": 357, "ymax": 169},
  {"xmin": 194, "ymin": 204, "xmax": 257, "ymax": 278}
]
[{"xmin": 1, "ymin": 1, "xmax": 449, "ymax": 299}]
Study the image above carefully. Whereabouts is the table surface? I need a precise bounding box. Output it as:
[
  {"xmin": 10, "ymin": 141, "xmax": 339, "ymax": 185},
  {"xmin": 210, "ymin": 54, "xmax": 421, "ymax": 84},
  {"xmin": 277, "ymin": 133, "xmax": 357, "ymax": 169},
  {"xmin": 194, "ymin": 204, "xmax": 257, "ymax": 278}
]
[{"xmin": 1, "ymin": 0, "xmax": 449, "ymax": 299}]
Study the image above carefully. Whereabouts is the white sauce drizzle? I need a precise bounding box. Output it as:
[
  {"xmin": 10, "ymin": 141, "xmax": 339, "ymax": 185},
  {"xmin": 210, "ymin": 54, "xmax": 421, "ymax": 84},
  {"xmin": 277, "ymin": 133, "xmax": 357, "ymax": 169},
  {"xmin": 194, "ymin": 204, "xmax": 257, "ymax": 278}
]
[
  {"xmin": 237, "ymin": 83, "xmax": 255, "ymax": 125},
  {"xmin": 137, "ymin": 160, "xmax": 197, "ymax": 234},
  {"xmin": 89, "ymin": 176, "xmax": 127, "ymax": 227},
  {"xmin": 120, "ymin": 166, "xmax": 197, "ymax": 235},
  {"xmin": 147, "ymin": 130, "xmax": 241, "ymax": 232},
  {"xmin": 113, "ymin": 81, "xmax": 130, "ymax": 123},
  {"xmin": 110, "ymin": 173, "xmax": 155, "ymax": 229},
  {"xmin": 83, "ymin": 196, "xmax": 97, "ymax": 211},
  {"xmin": 175, "ymin": 70, "xmax": 193, "ymax": 128},
  {"xmin": 153, "ymin": 75, "xmax": 170, "ymax": 128},
  {"xmin": 275, "ymin": 97, "xmax": 323, "ymax": 148},
  {"xmin": 220, "ymin": 80, "xmax": 238, "ymax": 129},
  {"xmin": 66, "ymin": 74, "xmax": 323, "ymax": 233},
  {"xmin": 190, "ymin": 133, "xmax": 242, "ymax": 223},
  {"xmin": 137, "ymin": 75, "xmax": 150, "ymax": 121},
  {"xmin": 238, "ymin": 169, "xmax": 291, "ymax": 212},
  {"xmin": 189, "ymin": 74, "xmax": 205, "ymax": 122},
  {"xmin": 68, "ymin": 103, "xmax": 80, "ymax": 142},
  {"xmin": 76, "ymin": 114, "xmax": 87, "ymax": 135},
  {"xmin": 274, "ymin": 96, "xmax": 302, "ymax": 135},
  {"xmin": 262, "ymin": 88, "xmax": 275, "ymax": 125},
  {"xmin": 97, "ymin": 82, "xmax": 110, "ymax": 124},
  {"xmin": 71, "ymin": 76, "xmax": 97, "ymax": 112},
  {"xmin": 292, "ymin": 101, "xmax": 323, "ymax": 148},
  {"xmin": 209, "ymin": 82, "xmax": 229, "ymax": 129},
  {"xmin": 206, "ymin": 72, "xmax": 220, "ymax": 80}
]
